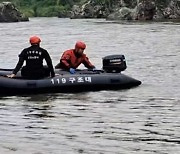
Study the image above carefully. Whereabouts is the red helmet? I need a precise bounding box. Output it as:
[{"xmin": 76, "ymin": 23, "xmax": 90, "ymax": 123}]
[
  {"xmin": 75, "ymin": 41, "xmax": 86, "ymax": 49},
  {"xmin": 29, "ymin": 36, "xmax": 41, "ymax": 45}
]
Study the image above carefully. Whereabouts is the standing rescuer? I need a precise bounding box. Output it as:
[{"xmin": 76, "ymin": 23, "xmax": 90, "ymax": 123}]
[
  {"xmin": 55, "ymin": 41, "xmax": 96, "ymax": 74},
  {"xmin": 7, "ymin": 36, "xmax": 55, "ymax": 79}
]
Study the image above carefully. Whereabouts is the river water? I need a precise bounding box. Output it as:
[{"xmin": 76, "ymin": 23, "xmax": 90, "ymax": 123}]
[{"xmin": 0, "ymin": 18, "xmax": 179, "ymax": 154}]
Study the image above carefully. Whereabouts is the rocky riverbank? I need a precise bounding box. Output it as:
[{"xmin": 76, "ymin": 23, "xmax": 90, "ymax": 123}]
[
  {"xmin": 0, "ymin": 2, "xmax": 28, "ymax": 22},
  {"xmin": 68, "ymin": 0, "xmax": 180, "ymax": 21},
  {"xmin": 1, "ymin": 0, "xmax": 179, "ymax": 22}
]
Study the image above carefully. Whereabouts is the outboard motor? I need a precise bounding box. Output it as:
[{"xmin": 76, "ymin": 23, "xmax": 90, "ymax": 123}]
[{"xmin": 102, "ymin": 55, "xmax": 127, "ymax": 73}]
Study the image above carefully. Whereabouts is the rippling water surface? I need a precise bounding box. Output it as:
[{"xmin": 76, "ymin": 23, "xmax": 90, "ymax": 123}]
[{"xmin": 0, "ymin": 18, "xmax": 180, "ymax": 154}]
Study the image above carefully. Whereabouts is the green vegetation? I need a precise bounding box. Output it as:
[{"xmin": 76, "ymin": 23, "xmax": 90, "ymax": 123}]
[{"xmin": 0, "ymin": 0, "xmax": 83, "ymax": 17}]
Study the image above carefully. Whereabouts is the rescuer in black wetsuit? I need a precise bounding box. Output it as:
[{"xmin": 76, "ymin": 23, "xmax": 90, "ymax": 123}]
[{"xmin": 7, "ymin": 36, "xmax": 55, "ymax": 79}]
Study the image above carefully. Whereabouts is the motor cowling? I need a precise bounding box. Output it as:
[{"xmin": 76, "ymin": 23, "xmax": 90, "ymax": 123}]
[{"xmin": 102, "ymin": 55, "xmax": 127, "ymax": 73}]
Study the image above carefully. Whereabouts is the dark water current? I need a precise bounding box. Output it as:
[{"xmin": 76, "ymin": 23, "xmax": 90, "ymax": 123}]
[{"xmin": 0, "ymin": 18, "xmax": 179, "ymax": 154}]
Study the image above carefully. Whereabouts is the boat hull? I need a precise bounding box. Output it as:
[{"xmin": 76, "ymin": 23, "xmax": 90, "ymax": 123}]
[{"xmin": 0, "ymin": 69, "xmax": 141, "ymax": 96}]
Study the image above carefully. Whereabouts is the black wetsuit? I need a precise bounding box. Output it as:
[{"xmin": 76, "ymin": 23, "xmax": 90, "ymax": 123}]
[{"xmin": 13, "ymin": 45, "xmax": 55, "ymax": 79}]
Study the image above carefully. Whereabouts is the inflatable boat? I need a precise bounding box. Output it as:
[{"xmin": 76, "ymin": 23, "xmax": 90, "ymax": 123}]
[{"xmin": 0, "ymin": 55, "xmax": 141, "ymax": 96}]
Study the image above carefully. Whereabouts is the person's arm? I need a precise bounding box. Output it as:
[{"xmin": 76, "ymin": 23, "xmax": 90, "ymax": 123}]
[
  {"xmin": 7, "ymin": 56, "xmax": 24, "ymax": 78},
  {"xmin": 83, "ymin": 56, "xmax": 95, "ymax": 69},
  {"xmin": 44, "ymin": 51, "xmax": 55, "ymax": 77},
  {"xmin": 60, "ymin": 53, "xmax": 71, "ymax": 69},
  {"xmin": 13, "ymin": 56, "xmax": 24, "ymax": 74}
]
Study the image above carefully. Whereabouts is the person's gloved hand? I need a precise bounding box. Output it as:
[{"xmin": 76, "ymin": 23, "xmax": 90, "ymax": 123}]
[{"xmin": 69, "ymin": 68, "xmax": 76, "ymax": 74}]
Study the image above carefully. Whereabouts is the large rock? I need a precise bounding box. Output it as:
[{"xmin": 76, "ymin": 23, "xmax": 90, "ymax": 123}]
[
  {"xmin": 0, "ymin": 2, "xmax": 29, "ymax": 22},
  {"xmin": 135, "ymin": 0, "xmax": 156, "ymax": 20},
  {"xmin": 155, "ymin": 0, "xmax": 180, "ymax": 20},
  {"xmin": 107, "ymin": 7, "xmax": 134, "ymax": 20},
  {"xmin": 107, "ymin": 0, "xmax": 156, "ymax": 21},
  {"xmin": 70, "ymin": 0, "xmax": 109, "ymax": 19}
]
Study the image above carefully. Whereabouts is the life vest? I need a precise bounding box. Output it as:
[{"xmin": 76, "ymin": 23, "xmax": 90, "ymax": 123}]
[{"xmin": 57, "ymin": 49, "xmax": 94, "ymax": 69}]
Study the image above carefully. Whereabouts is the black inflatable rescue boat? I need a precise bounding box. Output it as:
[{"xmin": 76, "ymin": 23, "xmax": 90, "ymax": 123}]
[{"xmin": 0, "ymin": 55, "xmax": 141, "ymax": 96}]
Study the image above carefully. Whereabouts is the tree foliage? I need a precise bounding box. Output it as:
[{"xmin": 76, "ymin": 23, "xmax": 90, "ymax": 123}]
[{"xmin": 0, "ymin": 0, "xmax": 83, "ymax": 17}]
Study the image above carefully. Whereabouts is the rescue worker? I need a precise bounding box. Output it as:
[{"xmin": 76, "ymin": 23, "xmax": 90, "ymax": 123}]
[
  {"xmin": 55, "ymin": 41, "xmax": 95, "ymax": 74},
  {"xmin": 7, "ymin": 36, "xmax": 55, "ymax": 79}
]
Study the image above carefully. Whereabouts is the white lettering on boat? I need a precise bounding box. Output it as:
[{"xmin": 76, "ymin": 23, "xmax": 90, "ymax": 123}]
[
  {"xmin": 69, "ymin": 77, "xmax": 76, "ymax": 83},
  {"xmin": 51, "ymin": 76, "xmax": 92, "ymax": 85},
  {"xmin": 85, "ymin": 77, "xmax": 91, "ymax": 82},
  {"xmin": 62, "ymin": 78, "xmax": 66, "ymax": 83}
]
